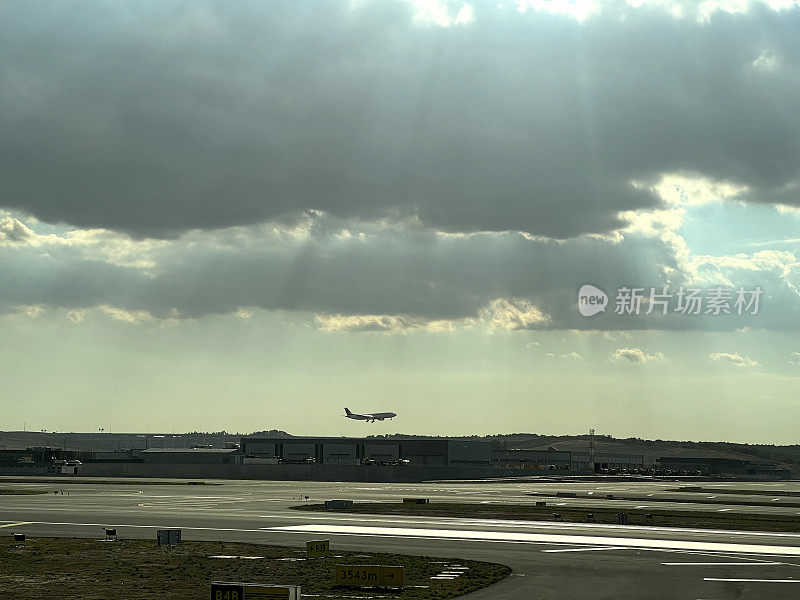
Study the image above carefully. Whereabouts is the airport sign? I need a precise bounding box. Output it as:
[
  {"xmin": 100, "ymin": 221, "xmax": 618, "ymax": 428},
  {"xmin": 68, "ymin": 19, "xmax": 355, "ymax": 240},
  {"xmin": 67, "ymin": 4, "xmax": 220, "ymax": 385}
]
[
  {"xmin": 380, "ymin": 565, "xmax": 404, "ymax": 587},
  {"xmin": 306, "ymin": 539, "xmax": 330, "ymax": 558},
  {"xmin": 157, "ymin": 529, "xmax": 181, "ymax": 546},
  {"xmin": 210, "ymin": 582, "xmax": 300, "ymax": 600},
  {"xmin": 335, "ymin": 565, "xmax": 381, "ymax": 587},
  {"xmin": 334, "ymin": 565, "xmax": 404, "ymax": 588}
]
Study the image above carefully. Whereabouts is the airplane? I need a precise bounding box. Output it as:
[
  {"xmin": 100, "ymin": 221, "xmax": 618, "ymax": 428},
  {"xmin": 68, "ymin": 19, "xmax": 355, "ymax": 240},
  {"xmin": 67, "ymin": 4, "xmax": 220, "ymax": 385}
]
[{"xmin": 344, "ymin": 407, "xmax": 397, "ymax": 423}]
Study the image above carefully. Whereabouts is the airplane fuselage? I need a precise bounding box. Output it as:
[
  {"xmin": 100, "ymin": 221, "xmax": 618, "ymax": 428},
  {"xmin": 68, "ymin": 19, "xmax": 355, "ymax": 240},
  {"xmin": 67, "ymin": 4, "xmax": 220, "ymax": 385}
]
[{"xmin": 344, "ymin": 408, "xmax": 397, "ymax": 423}]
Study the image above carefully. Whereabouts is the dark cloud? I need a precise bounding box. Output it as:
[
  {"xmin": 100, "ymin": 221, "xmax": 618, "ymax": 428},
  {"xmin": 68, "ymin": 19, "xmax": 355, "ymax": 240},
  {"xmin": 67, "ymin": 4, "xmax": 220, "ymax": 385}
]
[
  {"xmin": 1, "ymin": 2, "xmax": 799, "ymax": 237},
  {"xmin": 2, "ymin": 212, "xmax": 797, "ymax": 331}
]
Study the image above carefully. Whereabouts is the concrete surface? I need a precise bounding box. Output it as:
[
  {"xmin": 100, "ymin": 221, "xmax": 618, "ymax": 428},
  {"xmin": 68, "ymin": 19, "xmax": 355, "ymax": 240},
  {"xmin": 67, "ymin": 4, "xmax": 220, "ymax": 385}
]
[{"xmin": 2, "ymin": 477, "xmax": 800, "ymax": 599}]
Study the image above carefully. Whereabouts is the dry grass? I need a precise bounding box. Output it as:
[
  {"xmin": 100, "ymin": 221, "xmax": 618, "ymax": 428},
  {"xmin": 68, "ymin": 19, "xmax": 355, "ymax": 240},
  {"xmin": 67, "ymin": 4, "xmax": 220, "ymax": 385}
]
[{"xmin": 0, "ymin": 537, "xmax": 509, "ymax": 600}]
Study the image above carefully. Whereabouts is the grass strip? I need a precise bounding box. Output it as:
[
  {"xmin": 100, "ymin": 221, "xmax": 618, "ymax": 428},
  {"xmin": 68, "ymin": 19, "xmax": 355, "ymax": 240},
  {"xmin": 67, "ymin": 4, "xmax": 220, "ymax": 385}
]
[{"xmin": 0, "ymin": 537, "xmax": 509, "ymax": 600}]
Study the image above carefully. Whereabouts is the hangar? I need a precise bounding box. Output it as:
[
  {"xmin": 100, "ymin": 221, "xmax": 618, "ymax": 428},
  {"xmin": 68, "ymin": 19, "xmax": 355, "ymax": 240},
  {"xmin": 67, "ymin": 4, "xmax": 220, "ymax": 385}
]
[{"xmin": 240, "ymin": 436, "xmax": 492, "ymax": 467}]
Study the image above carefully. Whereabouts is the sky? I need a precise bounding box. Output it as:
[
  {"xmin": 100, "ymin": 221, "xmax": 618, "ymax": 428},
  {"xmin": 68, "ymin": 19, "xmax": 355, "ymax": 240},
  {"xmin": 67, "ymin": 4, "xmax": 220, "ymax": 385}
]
[{"xmin": 1, "ymin": 0, "xmax": 800, "ymax": 442}]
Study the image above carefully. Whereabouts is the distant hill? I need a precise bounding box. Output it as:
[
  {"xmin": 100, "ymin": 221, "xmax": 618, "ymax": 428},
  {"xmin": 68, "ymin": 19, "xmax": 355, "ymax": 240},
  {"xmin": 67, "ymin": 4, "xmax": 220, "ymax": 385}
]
[{"xmin": 0, "ymin": 430, "xmax": 266, "ymax": 452}]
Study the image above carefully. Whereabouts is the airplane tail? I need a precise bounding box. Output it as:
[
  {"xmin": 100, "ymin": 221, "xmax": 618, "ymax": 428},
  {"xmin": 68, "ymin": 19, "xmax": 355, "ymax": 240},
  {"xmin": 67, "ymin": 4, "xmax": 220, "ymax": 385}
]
[{"xmin": 344, "ymin": 407, "xmax": 352, "ymax": 416}]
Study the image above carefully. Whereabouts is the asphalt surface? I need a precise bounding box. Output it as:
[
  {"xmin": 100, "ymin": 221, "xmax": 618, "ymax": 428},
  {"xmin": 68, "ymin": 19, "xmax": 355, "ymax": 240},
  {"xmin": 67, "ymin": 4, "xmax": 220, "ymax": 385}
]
[{"xmin": 3, "ymin": 477, "xmax": 800, "ymax": 599}]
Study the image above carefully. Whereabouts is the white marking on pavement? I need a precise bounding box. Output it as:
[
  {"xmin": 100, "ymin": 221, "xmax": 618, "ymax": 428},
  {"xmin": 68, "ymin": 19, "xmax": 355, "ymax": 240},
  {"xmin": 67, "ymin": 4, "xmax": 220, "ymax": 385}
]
[
  {"xmin": 14, "ymin": 521, "xmax": 269, "ymax": 533},
  {"xmin": 271, "ymin": 524, "xmax": 800, "ymax": 557},
  {"xmin": 662, "ymin": 562, "xmax": 782, "ymax": 566},
  {"xmin": 542, "ymin": 546, "xmax": 622, "ymax": 553},
  {"xmin": 704, "ymin": 578, "xmax": 799, "ymax": 583},
  {"xmin": 253, "ymin": 512, "xmax": 800, "ymax": 539}
]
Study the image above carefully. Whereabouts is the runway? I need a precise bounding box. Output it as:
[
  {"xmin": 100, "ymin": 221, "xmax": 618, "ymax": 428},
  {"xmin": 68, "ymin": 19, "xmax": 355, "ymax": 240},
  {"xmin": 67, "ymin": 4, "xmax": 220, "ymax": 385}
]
[{"xmin": 2, "ymin": 477, "xmax": 800, "ymax": 598}]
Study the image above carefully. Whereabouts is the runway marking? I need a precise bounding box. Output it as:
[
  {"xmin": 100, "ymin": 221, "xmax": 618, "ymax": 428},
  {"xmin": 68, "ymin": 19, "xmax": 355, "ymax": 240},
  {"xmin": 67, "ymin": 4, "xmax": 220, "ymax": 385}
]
[
  {"xmin": 13, "ymin": 521, "xmax": 270, "ymax": 534},
  {"xmin": 662, "ymin": 562, "xmax": 782, "ymax": 566},
  {"xmin": 703, "ymin": 578, "xmax": 799, "ymax": 583},
  {"xmin": 14, "ymin": 518, "xmax": 800, "ymax": 560},
  {"xmin": 270, "ymin": 524, "xmax": 800, "ymax": 557},
  {"xmin": 542, "ymin": 546, "xmax": 622, "ymax": 553},
  {"xmin": 0, "ymin": 522, "xmax": 31, "ymax": 528},
  {"xmin": 10, "ymin": 519, "xmax": 789, "ymax": 558},
  {"xmin": 255, "ymin": 512, "xmax": 800, "ymax": 539}
]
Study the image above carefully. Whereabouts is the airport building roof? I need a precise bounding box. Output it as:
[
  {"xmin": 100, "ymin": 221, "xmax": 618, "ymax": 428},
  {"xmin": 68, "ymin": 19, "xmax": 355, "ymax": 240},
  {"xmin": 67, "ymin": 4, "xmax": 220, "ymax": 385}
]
[{"xmin": 140, "ymin": 448, "xmax": 238, "ymax": 453}]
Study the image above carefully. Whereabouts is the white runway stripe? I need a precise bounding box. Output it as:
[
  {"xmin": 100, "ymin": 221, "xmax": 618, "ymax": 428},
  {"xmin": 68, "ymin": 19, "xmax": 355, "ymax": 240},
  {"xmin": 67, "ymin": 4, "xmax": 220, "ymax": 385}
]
[
  {"xmin": 662, "ymin": 562, "xmax": 782, "ymax": 566},
  {"xmin": 0, "ymin": 522, "xmax": 32, "ymax": 528},
  {"xmin": 255, "ymin": 512, "xmax": 800, "ymax": 539},
  {"xmin": 542, "ymin": 546, "xmax": 622, "ymax": 553},
  {"xmin": 703, "ymin": 578, "xmax": 799, "ymax": 583},
  {"xmin": 270, "ymin": 524, "xmax": 800, "ymax": 557}
]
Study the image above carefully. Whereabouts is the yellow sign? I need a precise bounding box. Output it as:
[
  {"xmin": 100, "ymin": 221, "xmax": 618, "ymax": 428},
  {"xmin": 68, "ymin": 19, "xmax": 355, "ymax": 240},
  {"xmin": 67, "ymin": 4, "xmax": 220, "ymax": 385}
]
[
  {"xmin": 334, "ymin": 565, "xmax": 405, "ymax": 588},
  {"xmin": 306, "ymin": 539, "xmax": 330, "ymax": 558},
  {"xmin": 335, "ymin": 565, "xmax": 382, "ymax": 587},
  {"xmin": 244, "ymin": 588, "xmax": 293, "ymax": 600},
  {"xmin": 380, "ymin": 566, "xmax": 404, "ymax": 588},
  {"xmin": 211, "ymin": 585, "xmax": 243, "ymax": 600},
  {"xmin": 210, "ymin": 583, "xmax": 298, "ymax": 600}
]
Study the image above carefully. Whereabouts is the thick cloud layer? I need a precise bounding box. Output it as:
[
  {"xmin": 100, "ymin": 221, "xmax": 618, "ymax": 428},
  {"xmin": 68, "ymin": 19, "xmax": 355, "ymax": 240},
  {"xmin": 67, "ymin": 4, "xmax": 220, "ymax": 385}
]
[
  {"xmin": 2, "ymin": 2, "xmax": 799, "ymax": 237},
  {"xmin": 2, "ymin": 209, "xmax": 798, "ymax": 331}
]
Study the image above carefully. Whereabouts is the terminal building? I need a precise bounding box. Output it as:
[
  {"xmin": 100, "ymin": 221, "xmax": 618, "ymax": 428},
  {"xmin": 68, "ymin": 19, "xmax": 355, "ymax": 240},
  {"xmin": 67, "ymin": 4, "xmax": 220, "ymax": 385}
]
[
  {"xmin": 240, "ymin": 437, "xmax": 493, "ymax": 467},
  {"xmin": 571, "ymin": 452, "xmax": 646, "ymax": 473},
  {"xmin": 139, "ymin": 448, "xmax": 240, "ymax": 465},
  {"xmin": 491, "ymin": 448, "xmax": 572, "ymax": 470},
  {"xmin": 490, "ymin": 448, "xmax": 646, "ymax": 473},
  {"xmin": 656, "ymin": 456, "xmax": 791, "ymax": 479},
  {"xmin": 0, "ymin": 440, "xmax": 791, "ymax": 481}
]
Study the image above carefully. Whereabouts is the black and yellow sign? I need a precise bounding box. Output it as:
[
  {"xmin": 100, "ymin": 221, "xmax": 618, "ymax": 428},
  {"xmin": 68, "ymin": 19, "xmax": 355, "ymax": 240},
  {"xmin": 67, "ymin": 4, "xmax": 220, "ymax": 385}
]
[
  {"xmin": 335, "ymin": 565, "xmax": 382, "ymax": 586},
  {"xmin": 334, "ymin": 565, "xmax": 404, "ymax": 588},
  {"xmin": 380, "ymin": 565, "xmax": 404, "ymax": 587},
  {"xmin": 210, "ymin": 583, "xmax": 298, "ymax": 600},
  {"xmin": 306, "ymin": 539, "xmax": 330, "ymax": 558},
  {"xmin": 243, "ymin": 588, "xmax": 294, "ymax": 600},
  {"xmin": 212, "ymin": 583, "xmax": 245, "ymax": 600}
]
